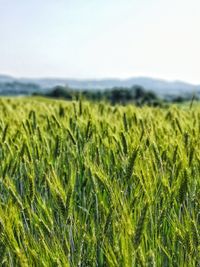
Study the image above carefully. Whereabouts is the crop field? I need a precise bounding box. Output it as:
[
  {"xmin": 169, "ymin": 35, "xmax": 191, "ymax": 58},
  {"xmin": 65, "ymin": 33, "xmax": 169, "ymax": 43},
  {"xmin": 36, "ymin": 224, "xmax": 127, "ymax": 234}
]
[{"xmin": 0, "ymin": 97, "xmax": 199, "ymax": 266}]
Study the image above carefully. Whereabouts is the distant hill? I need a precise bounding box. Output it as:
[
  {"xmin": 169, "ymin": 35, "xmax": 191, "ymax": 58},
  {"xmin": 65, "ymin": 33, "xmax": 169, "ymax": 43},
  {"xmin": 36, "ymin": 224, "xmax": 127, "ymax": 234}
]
[
  {"xmin": 0, "ymin": 74, "xmax": 15, "ymax": 83},
  {"xmin": 0, "ymin": 74, "xmax": 200, "ymax": 97}
]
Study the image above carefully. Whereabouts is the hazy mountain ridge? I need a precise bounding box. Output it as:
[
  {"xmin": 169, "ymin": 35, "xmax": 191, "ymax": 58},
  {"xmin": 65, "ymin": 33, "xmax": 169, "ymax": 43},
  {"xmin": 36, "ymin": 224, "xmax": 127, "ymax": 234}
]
[{"xmin": 0, "ymin": 74, "xmax": 200, "ymax": 96}]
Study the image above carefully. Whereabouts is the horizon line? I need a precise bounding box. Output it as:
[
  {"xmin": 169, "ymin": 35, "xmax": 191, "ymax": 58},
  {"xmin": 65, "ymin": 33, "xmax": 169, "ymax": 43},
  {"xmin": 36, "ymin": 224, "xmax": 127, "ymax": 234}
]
[{"xmin": 0, "ymin": 73, "xmax": 200, "ymax": 86}]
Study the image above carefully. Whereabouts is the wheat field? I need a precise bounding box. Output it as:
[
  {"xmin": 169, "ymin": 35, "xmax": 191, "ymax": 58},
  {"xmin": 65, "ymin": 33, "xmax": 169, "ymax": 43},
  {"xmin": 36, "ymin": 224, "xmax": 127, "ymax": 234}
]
[{"xmin": 0, "ymin": 97, "xmax": 199, "ymax": 266}]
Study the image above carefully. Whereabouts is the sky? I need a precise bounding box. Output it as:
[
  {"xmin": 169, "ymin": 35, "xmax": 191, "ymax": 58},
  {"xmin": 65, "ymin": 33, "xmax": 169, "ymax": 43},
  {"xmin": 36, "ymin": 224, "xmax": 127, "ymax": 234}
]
[{"xmin": 0, "ymin": 0, "xmax": 200, "ymax": 83}]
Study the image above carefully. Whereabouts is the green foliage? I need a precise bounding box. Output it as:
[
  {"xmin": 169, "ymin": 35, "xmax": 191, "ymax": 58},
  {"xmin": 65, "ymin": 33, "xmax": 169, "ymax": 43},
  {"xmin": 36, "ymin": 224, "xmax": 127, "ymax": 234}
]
[
  {"xmin": 45, "ymin": 85, "xmax": 161, "ymax": 106},
  {"xmin": 0, "ymin": 97, "xmax": 199, "ymax": 266}
]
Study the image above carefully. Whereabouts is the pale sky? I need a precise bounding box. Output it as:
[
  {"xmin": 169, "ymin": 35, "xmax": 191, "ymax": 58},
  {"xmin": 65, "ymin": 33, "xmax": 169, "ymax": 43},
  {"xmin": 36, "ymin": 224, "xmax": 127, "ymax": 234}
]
[{"xmin": 0, "ymin": 0, "xmax": 200, "ymax": 83}]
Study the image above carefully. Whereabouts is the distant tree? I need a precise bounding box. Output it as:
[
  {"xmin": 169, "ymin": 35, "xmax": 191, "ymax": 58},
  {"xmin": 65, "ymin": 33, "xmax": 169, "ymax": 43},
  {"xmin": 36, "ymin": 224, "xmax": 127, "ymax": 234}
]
[
  {"xmin": 142, "ymin": 91, "xmax": 157, "ymax": 102},
  {"xmin": 132, "ymin": 85, "xmax": 146, "ymax": 100},
  {"xmin": 47, "ymin": 86, "xmax": 72, "ymax": 99},
  {"xmin": 172, "ymin": 96, "xmax": 186, "ymax": 103},
  {"xmin": 110, "ymin": 88, "xmax": 132, "ymax": 104}
]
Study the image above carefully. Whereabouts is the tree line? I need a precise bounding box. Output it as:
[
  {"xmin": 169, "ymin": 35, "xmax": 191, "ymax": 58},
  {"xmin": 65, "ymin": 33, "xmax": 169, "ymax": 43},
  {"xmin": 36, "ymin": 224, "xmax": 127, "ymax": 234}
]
[{"xmin": 34, "ymin": 84, "xmax": 198, "ymax": 106}]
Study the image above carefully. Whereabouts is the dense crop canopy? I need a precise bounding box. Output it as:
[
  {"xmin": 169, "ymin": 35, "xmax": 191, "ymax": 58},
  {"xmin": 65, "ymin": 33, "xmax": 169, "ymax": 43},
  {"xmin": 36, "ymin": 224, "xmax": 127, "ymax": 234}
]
[{"xmin": 0, "ymin": 97, "xmax": 199, "ymax": 266}]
